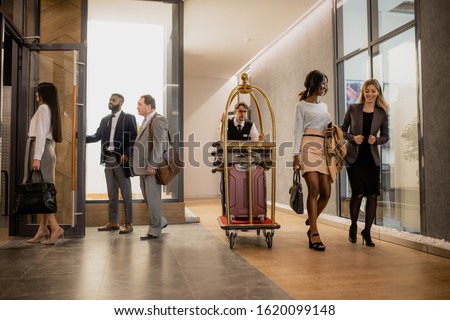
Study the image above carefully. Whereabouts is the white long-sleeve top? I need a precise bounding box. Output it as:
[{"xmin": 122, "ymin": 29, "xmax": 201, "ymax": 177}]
[
  {"xmin": 28, "ymin": 104, "xmax": 53, "ymax": 160},
  {"xmin": 293, "ymin": 100, "xmax": 331, "ymax": 155}
]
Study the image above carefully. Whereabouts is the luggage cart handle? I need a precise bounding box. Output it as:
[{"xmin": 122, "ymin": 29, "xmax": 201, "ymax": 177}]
[{"xmin": 235, "ymin": 163, "xmax": 257, "ymax": 172}]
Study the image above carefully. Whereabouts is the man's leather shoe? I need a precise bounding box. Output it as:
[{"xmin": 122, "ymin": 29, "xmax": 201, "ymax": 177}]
[
  {"xmin": 119, "ymin": 224, "xmax": 133, "ymax": 234},
  {"xmin": 98, "ymin": 222, "xmax": 120, "ymax": 231},
  {"xmin": 140, "ymin": 234, "xmax": 159, "ymax": 240}
]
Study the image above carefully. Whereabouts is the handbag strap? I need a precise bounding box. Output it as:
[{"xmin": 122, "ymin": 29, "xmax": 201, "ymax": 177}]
[
  {"xmin": 293, "ymin": 170, "xmax": 301, "ymax": 185},
  {"xmin": 148, "ymin": 113, "xmax": 172, "ymax": 146},
  {"xmin": 27, "ymin": 169, "xmax": 45, "ymax": 184}
]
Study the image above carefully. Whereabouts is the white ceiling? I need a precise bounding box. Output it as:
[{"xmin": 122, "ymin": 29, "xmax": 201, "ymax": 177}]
[{"xmin": 184, "ymin": 0, "xmax": 321, "ymax": 79}]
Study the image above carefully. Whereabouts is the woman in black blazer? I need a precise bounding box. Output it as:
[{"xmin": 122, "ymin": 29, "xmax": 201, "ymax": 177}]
[{"xmin": 340, "ymin": 79, "xmax": 389, "ymax": 246}]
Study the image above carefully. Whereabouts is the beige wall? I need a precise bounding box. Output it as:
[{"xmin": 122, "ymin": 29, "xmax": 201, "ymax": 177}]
[
  {"xmin": 183, "ymin": 76, "xmax": 237, "ymax": 198},
  {"xmin": 242, "ymin": 0, "xmax": 337, "ymax": 213}
]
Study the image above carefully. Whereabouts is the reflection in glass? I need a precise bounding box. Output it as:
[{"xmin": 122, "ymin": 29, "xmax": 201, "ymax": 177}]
[
  {"xmin": 343, "ymin": 51, "xmax": 370, "ymax": 108},
  {"xmin": 373, "ymin": 0, "xmax": 415, "ymax": 39},
  {"xmin": 336, "ymin": 0, "xmax": 368, "ymax": 58},
  {"xmin": 373, "ymin": 28, "xmax": 419, "ymax": 233}
]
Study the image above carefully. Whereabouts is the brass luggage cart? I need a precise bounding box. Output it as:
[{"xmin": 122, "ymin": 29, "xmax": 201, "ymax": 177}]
[{"xmin": 212, "ymin": 73, "xmax": 280, "ymax": 249}]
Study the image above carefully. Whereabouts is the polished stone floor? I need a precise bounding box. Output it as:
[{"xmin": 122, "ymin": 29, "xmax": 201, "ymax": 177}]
[
  {"xmin": 2, "ymin": 197, "xmax": 450, "ymax": 301},
  {"xmin": 0, "ymin": 223, "xmax": 291, "ymax": 300}
]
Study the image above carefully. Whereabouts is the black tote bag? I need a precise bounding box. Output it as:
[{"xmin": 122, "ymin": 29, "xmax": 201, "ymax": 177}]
[
  {"xmin": 15, "ymin": 170, "xmax": 57, "ymax": 214},
  {"xmin": 289, "ymin": 170, "xmax": 304, "ymax": 214}
]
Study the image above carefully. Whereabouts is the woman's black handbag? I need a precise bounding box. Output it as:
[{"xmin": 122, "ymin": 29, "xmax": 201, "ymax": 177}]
[
  {"xmin": 289, "ymin": 170, "xmax": 304, "ymax": 214},
  {"xmin": 15, "ymin": 170, "xmax": 57, "ymax": 214}
]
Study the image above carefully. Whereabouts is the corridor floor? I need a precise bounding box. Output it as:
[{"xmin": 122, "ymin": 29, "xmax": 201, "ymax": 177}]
[{"xmin": 1, "ymin": 198, "xmax": 449, "ymax": 300}]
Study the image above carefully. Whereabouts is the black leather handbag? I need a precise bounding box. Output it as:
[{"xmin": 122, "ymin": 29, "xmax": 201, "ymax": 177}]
[
  {"xmin": 15, "ymin": 170, "xmax": 57, "ymax": 214},
  {"xmin": 289, "ymin": 170, "xmax": 304, "ymax": 214}
]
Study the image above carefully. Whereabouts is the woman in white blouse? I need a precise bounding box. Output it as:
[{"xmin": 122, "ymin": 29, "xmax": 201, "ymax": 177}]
[
  {"xmin": 25, "ymin": 82, "xmax": 63, "ymax": 245},
  {"xmin": 293, "ymin": 70, "xmax": 333, "ymax": 251}
]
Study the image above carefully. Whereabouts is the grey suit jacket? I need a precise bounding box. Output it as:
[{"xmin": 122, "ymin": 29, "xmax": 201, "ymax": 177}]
[
  {"xmin": 340, "ymin": 103, "xmax": 389, "ymax": 166},
  {"xmin": 131, "ymin": 113, "xmax": 169, "ymax": 176}
]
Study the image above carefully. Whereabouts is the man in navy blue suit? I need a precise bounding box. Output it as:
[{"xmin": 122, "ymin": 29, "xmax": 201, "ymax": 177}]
[{"xmin": 86, "ymin": 93, "xmax": 137, "ymax": 234}]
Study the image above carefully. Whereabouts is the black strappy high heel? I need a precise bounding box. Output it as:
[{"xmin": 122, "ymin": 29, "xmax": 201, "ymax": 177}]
[
  {"xmin": 361, "ymin": 230, "xmax": 375, "ymax": 247},
  {"xmin": 308, "ymin": 232, "xmax": 326, "ymax": 251}
]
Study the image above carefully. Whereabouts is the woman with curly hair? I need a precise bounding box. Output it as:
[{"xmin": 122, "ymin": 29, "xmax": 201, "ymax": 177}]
[{"xmin": 293, "ymin": 70, "xmax": 334, "ymax": 251}]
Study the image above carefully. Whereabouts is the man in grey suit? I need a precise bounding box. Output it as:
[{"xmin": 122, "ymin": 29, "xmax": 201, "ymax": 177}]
[{"xmin": 131, "ymin": 94, "xmax": 168, "ymax": 240}]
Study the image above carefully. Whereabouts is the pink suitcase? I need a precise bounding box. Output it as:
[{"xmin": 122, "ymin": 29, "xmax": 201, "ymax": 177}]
[{"xmin": 227, "ymin": 165, "xmax": 266, "ymax": 221}]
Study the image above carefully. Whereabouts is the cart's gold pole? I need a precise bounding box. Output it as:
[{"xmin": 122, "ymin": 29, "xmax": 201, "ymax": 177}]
[
  {"xmin": 248, "ymin": 87, "xmax": 277, "ymax": 222},
  {"xmin": 222, "ymin": 90, "xmax": 239, "ymax": 225},
  {"xmin": 247, "ymin": 145, "xmax": 253, "ymax": 224}
]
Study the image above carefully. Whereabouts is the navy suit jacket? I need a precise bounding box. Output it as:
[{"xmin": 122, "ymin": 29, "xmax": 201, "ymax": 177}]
[
  {"xmin": 86, "ymin": 112, "xmax": 137, "ymax": 177},
  {"xmin": 340, "ymin": 103, "xmax": 389, "ymax": 166}
]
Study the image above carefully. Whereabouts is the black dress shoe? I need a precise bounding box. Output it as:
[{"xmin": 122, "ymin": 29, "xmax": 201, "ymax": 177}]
[
  {"xmin": 140, "ymin": 234, "xmax": 159, "ymax": 240},
  {"xmin": 162, "ymin": 223, "xmax": 168, "ymax": 229}
]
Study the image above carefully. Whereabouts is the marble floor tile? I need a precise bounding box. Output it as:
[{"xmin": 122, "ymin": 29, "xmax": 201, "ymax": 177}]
[{"xmin": 0, "ymin": 223, "xmax": 291, "ymax": 300}]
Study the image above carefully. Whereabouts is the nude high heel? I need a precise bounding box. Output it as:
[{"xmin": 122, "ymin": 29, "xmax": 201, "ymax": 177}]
[
  {"xmin": 27, "ymin": 229, "xmax": 50, "ymax": 244},
  {"xmin": 43, "ymin": 227, "xmax": 64, "ymax": 245}
]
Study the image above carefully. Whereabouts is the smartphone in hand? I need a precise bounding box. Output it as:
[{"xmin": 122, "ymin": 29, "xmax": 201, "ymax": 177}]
[{"xmin": 326, "ymin": 122, "xmax": 333, "ymax": 137}]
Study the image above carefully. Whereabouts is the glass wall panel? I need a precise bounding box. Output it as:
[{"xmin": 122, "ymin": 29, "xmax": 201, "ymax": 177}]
[
  {"xmin": 372, "ymin": 0, "xmax": 415, "ymax": 39},
  {"xmin": 86, "ymin": 0, "xmax": 182, "ymax": 201},
  {"xmin": 336, "ymin": 0, "xmax": 368, "ymax": 58},
  {"xmin": 373, "ymin": 28, "xmax": 419, "ymax": 233},
  {"xmin": 335, "ymin": 0, "xmax": 419, "ymax": 233},
  {"xmin": 337, "ymin": 51, "xmax": 370, "ymax": 220}
]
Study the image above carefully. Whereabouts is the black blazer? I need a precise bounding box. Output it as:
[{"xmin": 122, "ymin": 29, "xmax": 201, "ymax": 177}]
[
  {"xmin": 86, "ymin": 112, "xmax": 137, "ymax": 176},
  {"xmin": 340, "ymin": 103, "xmax": 389, "ymax": 166}
]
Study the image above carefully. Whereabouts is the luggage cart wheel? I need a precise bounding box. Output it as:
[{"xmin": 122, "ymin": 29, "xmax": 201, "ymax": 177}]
[
  {"xmin": 225, "ymin": 230, "xmax": 229, "ymax": 237},
  {"xmin": 265, "ymin": 232, "xmax": 273, "ymax": 248},
  {"xmin": 257, "ymin": 229, "xmax": 261, "ymax": 236},
  {"xmin": 229, "ymin": 232, "xmax": 236, "ymax": 249}
]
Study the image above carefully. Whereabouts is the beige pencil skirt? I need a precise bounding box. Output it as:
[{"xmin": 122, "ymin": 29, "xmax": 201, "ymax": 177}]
[
  {"xmin": 300, "ymin": 128, "xmax": 329, "ymax": 176},
  {"xmin": 23, "ymin": 137, "xmax": 56, "ymax": 184}
]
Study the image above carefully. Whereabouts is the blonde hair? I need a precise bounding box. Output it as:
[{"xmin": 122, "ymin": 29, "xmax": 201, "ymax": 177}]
[{"xmin": 358, "ymin": 79, "xmax": 389, "ymax": 113}]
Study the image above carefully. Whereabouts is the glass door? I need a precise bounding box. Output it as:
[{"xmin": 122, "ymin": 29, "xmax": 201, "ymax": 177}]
[{"xmin": 14, "ymin": 48, "xmax": 84, "ymax": 237}]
